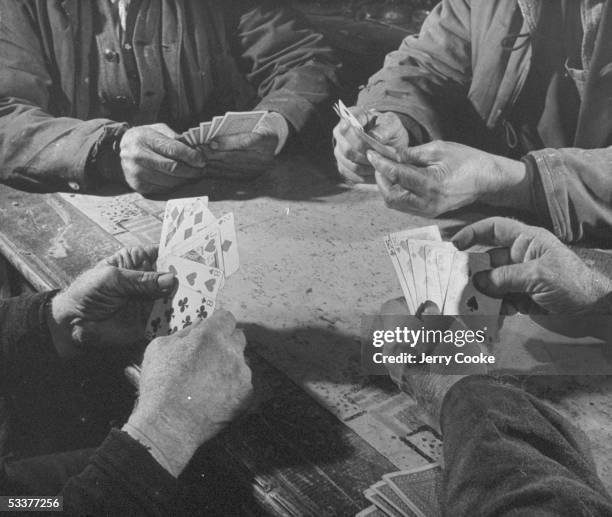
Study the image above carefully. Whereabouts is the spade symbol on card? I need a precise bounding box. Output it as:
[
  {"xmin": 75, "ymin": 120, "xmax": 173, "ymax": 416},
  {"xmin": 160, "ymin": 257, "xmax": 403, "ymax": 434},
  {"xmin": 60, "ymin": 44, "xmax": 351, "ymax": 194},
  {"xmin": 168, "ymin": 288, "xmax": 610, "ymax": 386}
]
[
  {"xmin": 186, "ymin": 272, "xmax": 197, "ymax": 286},
  {"xmin": 467, "ymin": 296, "xmax": 479, "ymax": 312}
]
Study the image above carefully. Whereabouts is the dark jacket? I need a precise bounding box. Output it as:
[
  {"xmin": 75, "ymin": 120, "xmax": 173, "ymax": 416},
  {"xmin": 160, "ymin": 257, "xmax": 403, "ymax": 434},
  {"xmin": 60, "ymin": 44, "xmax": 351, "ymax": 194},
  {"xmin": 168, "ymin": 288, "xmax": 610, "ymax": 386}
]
[
  {"xmin": 0, "ymin": 292, "xmax": 177, "ymax": 515},
  {"xmin": 0, "ymin": 0, "xmax": 339, "ymax": 193},
  {"xmin": 358, "ymin": 0, "xmax": 612, "ymax": 243}
]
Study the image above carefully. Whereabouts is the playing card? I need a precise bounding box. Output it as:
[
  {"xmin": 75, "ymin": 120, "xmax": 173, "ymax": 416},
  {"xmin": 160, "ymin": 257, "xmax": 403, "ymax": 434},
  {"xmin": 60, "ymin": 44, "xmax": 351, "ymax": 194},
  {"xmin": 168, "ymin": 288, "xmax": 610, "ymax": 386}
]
[
  {"xmin": 371, "ymin": 481, "xmax": 418, "ymax": 517},
  {"xmin": 407, "ymin": 240, "xmax": 429, "ymax": 306},
  {"xmin": 364, "ymin": 488, "xmax": 403, "ymax": 517},
  {"xmin": 217, "ymin": 212, "xmax": 239, "ymax": 277},
  {"xmin": 435, "ymin": 250, "xmax": 454, "ymax": 312},
  {"xmin": 444, "ymin": 252, "xmax": 501, "ymax": 316},
  {"xmin": 384, "ymin": 235, "xmax": 417, "ymax": 314},
  {"xmin": 390, "ymin": 225, "xmax": 442, "ymax": 246},
  {"xmin": 209, "ymin": 111, "xmax": 266, "ymax": 140},
  {"xmin": 160, "ymin": 197, "xmax": 213, "ymax": 255},
  {"xmin": 356, "ymin": 506, "xmax": 387, "ymax": 517},
  {"xmin": 145, "ymin": 282, "xmax": 216, "ymax": 340},
  {"xmin": 189, "ymin": 127, "xmax": 201, "ymax": 146},
  {"xmin": 199, "ymin": 122, "xmax": 212, "ymax": 144},
  {"xmin": 334, "ymin": 100, "xmax": 399, "ymax": 160},
  {"xmin": 207, "ymin": 115, "xmax": 225, "ymax": 142},
  {"xmin": 422, "ymin": 242, "xmax": 456, "ymax": 310},
  {"xmin": 157, "ymin": 255, "xmax": 224, "ymax": 299},
  {"xmin": 172, "ymin": 226, "xmax": 223, "ymax": 270},
  {"xmin": 383, "ymin": 465, "xmax": 443, "ymax": 517},
  {"xmin": 159, "ymin": 201, "xmax": 187, "ymax": 251}
]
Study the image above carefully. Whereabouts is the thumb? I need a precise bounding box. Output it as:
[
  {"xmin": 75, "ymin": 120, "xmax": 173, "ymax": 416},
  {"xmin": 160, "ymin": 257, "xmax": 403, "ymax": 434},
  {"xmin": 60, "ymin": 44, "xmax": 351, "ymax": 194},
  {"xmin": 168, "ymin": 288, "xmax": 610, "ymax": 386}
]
[
  {"xmin": 150, "ymin": 123, "xmax": 179, "ymax": 139},
  {"xmin": 112, "ymin": 268, "xmax": 176, "ymax": 299},
  {"xmin": 472, "ymin": 263, "xmax": 533, "ymax": 299}
]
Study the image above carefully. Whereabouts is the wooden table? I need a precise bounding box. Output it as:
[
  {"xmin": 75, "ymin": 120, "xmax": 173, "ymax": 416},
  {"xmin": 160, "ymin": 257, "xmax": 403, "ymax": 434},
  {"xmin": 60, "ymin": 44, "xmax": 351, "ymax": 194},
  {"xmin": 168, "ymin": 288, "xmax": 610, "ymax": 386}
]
[{"xmin": 2, "ymin": 154, "xmax": 612, "ymax": 514}]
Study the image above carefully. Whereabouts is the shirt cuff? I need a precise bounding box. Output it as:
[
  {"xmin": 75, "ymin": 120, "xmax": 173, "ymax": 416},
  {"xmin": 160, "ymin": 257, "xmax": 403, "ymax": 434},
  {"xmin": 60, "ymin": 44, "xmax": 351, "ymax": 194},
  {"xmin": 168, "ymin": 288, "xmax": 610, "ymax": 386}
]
[
  {"xmin": 86, "ymin": 124, "xmax": 130, "ymax": 188},
  {"xmin": 92, "ymin": 429, "xmax": 178, "ymax": 506}
]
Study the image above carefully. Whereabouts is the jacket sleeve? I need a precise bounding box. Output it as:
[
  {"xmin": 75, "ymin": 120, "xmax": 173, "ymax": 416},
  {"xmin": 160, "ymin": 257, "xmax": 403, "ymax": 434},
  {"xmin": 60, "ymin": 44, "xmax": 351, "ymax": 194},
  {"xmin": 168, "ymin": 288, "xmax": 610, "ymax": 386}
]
[
  {"xmin": 60, "ymin": 430, "xmax": 178, "ymax": 516},
  {"xmin": 0, "ymin": 292, "xmax": 59, "ymax": 394},
  {"xmin": 357, "ymin": 0, "xmax": 472, "ymax": 143},
  {"xmin": 441, "ymin": 376, "xmax": 612, "ymax": 516},
  {"xmin": 525, "ymin": 146, "xmax": 612, "ymax": 243},
  {"xmin": 230, "ymin": 0, "xmax": 340, "ymax": 133},
  {"xmin": 0, "ymin": 2, "xmax": 123, "ymax": 193}
]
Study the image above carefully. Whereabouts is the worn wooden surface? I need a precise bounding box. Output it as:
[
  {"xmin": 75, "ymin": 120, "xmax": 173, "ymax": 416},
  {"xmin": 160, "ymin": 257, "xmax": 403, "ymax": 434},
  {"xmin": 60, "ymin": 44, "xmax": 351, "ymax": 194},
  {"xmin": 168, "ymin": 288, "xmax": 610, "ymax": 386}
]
[{"xmin": 2, "ymin": 154, "xmax": 612, "ymax": 512}]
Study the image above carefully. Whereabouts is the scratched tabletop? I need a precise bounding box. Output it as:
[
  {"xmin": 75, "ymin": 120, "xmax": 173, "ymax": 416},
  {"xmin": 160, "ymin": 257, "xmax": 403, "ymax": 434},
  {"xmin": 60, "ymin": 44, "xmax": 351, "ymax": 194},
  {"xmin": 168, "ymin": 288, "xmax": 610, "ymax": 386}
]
[{"xmin": 2, "ymin": 154, "xmax": 612, "ymax": 513}]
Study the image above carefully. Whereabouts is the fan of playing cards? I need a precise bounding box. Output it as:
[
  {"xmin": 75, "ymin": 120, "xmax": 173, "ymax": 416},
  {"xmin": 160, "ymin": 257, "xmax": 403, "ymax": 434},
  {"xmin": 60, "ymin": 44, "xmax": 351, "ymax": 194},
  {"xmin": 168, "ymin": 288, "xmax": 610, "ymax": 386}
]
[
  {"xmin": 177, "ymin": 111, "xmax": 267, "ymax": 148},
  {"xmin": 358, "ymin": 464, "xmax": 443, "ymax": 517},
  {"xmin": 384, "ymin": 225, "xmax": 502, "ymax": 316},
  {"xmin": 145, "ymin": 197, "xmax": 239, "ymax": 340},
  {"xmin": 334, "ymin": 99, "xmax": 398, "ymax": 159}
]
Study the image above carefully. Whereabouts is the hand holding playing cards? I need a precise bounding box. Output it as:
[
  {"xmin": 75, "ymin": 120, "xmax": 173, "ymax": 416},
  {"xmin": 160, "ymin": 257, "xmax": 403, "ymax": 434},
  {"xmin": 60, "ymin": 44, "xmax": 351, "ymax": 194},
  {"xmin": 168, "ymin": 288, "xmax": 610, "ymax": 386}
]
[
  {"xmin": 453, "ymin": 217, "xmax": 612, "ymax": 314},
  {"xmin": 120, "ymin": 123, "xmax": 207, "ymax": 194},
  {"xmin": 125, "ymin": 311, "xmax": 253, "ymax": 477},
  {"xmin": 368, "ymin": 141, "xmax": 528, "ymax": 216},
  {"xmin": 205, "ymin": 132, "xmax": 277, "ymax": 180},
  {"xmin": 333, "ymin": 106, "xmax": 408, "ymax": 183},
  {"xmin": 48, "ymin": 254, "xmax": 176, "ymax": 357}
]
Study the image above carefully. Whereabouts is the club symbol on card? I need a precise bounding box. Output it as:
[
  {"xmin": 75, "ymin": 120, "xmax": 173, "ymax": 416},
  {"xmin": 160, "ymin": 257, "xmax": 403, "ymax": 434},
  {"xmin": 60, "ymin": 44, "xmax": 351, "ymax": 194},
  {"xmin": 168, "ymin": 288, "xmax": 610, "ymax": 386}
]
[
  {"xmin": 186, "ymin": 272, "xmax": 197, "ymax": 286},
  {"xmin": 205, "ymin": 278, "xmax": 216, "ymax": 292},
  {"xmin": 467, "ymin": 296, "xmax": 479, "ymax": 312},
  {"xmin": 197, "ymin": 305, "xmax": 208, "ymax": 319},
  {"xmin": 182, "ymin": 316, "xmax": 193, "ymax": 328},
  {"xmin": 204, "ymin": 240, "xmax": 216, "ymax": 253},
  {"xmin": 164, "ymin": 308, "xmax": 174, "ymax": 322},
  {"xmin": 168, "ymin": 326, "xmax": 178, "ymax": 335},
  {"xmin": 178, "ymin": 297, "xmax": 189, "ymax": 312},
  {"xmin": 222, "ymin": 240, "xmax": 232, "ymax": 252}
]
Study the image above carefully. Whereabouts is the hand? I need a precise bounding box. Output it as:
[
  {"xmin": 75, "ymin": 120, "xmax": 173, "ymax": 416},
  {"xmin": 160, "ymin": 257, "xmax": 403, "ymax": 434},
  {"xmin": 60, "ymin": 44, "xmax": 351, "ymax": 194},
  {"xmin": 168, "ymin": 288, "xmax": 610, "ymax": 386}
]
[
  {"xmin": 125, "ymin": 311, "xmax": 253, "ymax": 477},
  {"xmin": 452, "ymin": 217, "xmax": 612, "ymax": 314},
  {"xmin": 120, "ymin": 123, "xmax": 207, "ymax": 194},
  {"xmin": 101, "ymin": 244, "xmax": 158, "ymax": 271},
  {"xmin": 205, "ymin": 112, "xmax": 286, "ymax": 180},
  {"xmin": 367, "ymin": 141, "xmax": 529, "ymax": 216},
  {"xmin": 49, "ymin": 248, "xmax": 176, "ymax": 356},
  {"xmin": 376, "ymin": 298, "xmax": 469, "ymax": 427},
  {"xmin": 333, "ymin": 107, "xmax": 409, "ymax": 183}
]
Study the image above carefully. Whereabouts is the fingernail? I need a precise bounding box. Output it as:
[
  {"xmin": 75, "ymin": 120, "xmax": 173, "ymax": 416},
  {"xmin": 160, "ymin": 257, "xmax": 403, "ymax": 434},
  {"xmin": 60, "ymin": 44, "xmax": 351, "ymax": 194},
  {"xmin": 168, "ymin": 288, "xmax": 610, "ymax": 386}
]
[
  {"xmin": 366, "ymin": 150, "xmax": 376, "ymax": 162},
  {"xmin": 209, "ymin": 141, "xmax": 218, "ymax": 150},
  {"xmin": 157, "ymin": 272, "xmax": 176, "ymax": 292}
]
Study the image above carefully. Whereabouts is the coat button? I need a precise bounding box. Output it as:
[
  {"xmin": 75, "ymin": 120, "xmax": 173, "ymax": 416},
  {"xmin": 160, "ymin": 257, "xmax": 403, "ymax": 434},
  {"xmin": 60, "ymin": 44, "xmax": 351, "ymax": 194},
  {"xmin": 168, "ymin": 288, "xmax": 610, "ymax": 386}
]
[
  {"xmin": 68, "ymin": 181, "xmax": 80, "ymax": 191},
  {"xmin": 103, "ymin": 49, "xmax": 120, "ymax": 63}
]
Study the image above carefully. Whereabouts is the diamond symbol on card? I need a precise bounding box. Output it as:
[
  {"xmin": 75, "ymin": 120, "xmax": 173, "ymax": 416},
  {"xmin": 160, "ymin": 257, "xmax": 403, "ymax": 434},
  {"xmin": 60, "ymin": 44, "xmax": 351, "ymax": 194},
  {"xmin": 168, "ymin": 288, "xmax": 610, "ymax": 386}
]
[
  {"xmin": 184, "ymin": 228, "xmax": 193, "ymax": 240},
  {"xmin": 194, "ymin": 212, "xmax": 203, "ymax": 224},
  {"xmin": 186, "ymin": 272, "xmax": 197, "ymax": 286},
  {"xmin": 205, "ymin": 240, "xmax": 216, "ymax": 253},
  {"xmin": 221, "ymin": 240, "xmax": 232, "ymax": 252}
]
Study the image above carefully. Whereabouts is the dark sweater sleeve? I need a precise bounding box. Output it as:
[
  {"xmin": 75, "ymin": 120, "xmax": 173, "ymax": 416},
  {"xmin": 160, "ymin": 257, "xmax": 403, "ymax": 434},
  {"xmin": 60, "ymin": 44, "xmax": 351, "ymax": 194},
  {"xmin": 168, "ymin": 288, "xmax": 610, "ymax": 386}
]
[
  {"xmin": 440, "ymin": 376, "xmax": 612, "ymax": 516},
  {"xmin": 61, "ymin": 429, "xmax": 178, "ymax": 516},
  {"xmin": 0, "ymin": 292, "xmax": 58, "ymax": 393}
]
